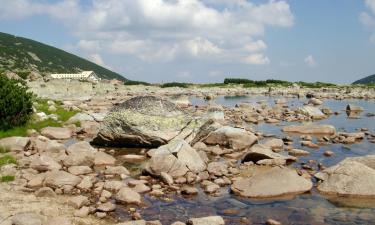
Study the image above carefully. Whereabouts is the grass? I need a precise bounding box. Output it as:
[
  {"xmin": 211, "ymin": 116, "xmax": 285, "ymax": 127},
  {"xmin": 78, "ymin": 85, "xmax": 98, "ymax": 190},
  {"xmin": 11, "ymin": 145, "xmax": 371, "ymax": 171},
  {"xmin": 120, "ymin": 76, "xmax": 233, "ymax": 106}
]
[
  {"xmin": 0, "ymin": 146, "xmax": 9, "ymax": 154},
  {"xmin": 1, "ymin": 175, "xmax": 15, "ymax": 182},
  {"xmin": 0, "ymin": 98, "xmax": 79, "ymax": 138},
  {"xmin": 0, "ymin": 155, "xmax": 17, "ymax": 167}
]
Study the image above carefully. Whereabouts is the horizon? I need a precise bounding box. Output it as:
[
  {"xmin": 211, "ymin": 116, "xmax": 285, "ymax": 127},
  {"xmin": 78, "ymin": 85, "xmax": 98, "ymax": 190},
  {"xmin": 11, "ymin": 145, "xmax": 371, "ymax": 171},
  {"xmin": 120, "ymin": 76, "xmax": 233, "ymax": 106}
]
[{"xmin": 1, "ymin": 0, "xmax": 375, "ymax": 84}]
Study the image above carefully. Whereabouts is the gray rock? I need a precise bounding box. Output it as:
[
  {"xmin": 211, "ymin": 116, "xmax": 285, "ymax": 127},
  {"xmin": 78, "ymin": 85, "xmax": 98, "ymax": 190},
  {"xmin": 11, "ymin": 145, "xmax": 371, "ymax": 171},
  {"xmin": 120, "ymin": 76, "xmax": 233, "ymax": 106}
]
[
  {"xmin": 65, "ymin": 113, "xmax": 94, "ymax": 124},
  {"xmin": 92, "ymin": 96, "xmax": 192, "ymax": 147},
  {"xmin": 207, "ymin": 162, "xmax": 228, "ymax": 176},
  {"xmin": 0, "ymin": 137, "xmax": 30, "ymax": 152},
  {"xmin": 187, "ymin": 216, "xmax": 225, "ymax": 225},
  {"xmin": 30, "ymin": 155, "xmax": 61, "ymax": 172},
  {"xmin": 315, "ymin": 156, "xmax": 375, "ymax": 197},
  {"xmin": 231, "ymin": 166, "xmax": 312, "ymax": 198},
  {"xmin": 12, "ymin": 212, "xmax": 42, "ymax": 225}
]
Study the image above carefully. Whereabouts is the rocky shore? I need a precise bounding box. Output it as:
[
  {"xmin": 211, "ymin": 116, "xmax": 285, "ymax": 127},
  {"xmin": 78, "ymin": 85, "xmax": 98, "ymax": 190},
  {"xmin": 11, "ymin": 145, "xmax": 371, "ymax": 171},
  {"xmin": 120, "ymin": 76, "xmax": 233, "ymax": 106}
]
[{"xmin": 1, "ymin": 83, "xmax": 375, "ymax": 225}]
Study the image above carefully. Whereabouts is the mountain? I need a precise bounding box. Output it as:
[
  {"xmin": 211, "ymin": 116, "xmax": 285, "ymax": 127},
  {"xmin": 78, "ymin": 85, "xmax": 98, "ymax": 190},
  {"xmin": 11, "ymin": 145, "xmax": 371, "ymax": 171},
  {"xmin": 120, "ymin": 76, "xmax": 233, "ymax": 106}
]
[
  {"xmin": 352, "ymin": 74, "xmax": 375, "ymax": 85},
  {"xmin": 0, "ymin": 32, "xmax": 127, "ymax": 81}
]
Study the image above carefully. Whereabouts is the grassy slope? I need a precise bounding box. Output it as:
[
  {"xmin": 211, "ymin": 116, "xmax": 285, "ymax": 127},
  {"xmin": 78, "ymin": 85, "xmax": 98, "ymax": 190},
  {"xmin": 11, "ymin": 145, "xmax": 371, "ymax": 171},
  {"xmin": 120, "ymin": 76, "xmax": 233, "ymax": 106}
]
[
  {"xmin": 353, "ymin": 74, "xmax": 375, "ymax": 85},
  {"xmin": 0, "ymin": 32, "xmax": 127, "ymax": 81}
]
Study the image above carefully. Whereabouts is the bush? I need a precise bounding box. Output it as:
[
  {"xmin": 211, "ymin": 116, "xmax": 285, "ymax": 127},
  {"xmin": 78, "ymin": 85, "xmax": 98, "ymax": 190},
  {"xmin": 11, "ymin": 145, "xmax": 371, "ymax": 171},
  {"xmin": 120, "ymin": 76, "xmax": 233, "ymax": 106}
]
[
  {"xmin": 1, "ymin": 175, "xmax": 15, "ymax": 182},
  {"xmin": 124, "ymin": 80, "xmax": 150, "ymax": 86},
  {"xmin": 0, "ymin": 75, "xmax": 33, "ymax": 130},
  {"xmin": 224, "ymin": 78, "xmax": 254, "ymax": 84},
  {"xmin": 160, "ymin": 82, "xmax": 190, "ymax": 88}
]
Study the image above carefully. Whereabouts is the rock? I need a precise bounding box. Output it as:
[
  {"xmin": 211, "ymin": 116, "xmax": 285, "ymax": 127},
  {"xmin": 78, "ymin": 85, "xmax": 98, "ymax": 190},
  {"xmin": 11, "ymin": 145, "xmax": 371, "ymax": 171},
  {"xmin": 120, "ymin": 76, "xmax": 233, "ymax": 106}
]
[
  {"xmin": 206, "ymin": 105, "xmax": 225, "ymax": 121},
  {"xmin": 315, "ymin": 156, "xmax": 375, "ymax": 197},
  {"xmin": 66, "ymin": 113, "xmax": 94, "ymax": 124},
  {"xmin": 207, "ymin": 161, "xmax": 228, "ymax": 176},
  {"xmin": 105, "ymin": 166, "xmax": 130, "ymax": 176},
  {"xmin": 35, "ymin": 187, "xmax": 56, "ymax": 197},
  {"xmin": 146, "ymin": 153, "xmax": 188, "ymax": 178},
  {"xmin": 203, "ymin": 126, "xmax": 257, "ymax": 150},
  {"xmin": 116, "ymin": 187, "xmax": 142, "ymax": 205},
  {"xmin": 92, "ymin": 96, "xmax": 192, "ymax": 147},
  {"xmin": 30, "ymin": 155, "xmax": 61, "ymax": 172},
  {"xmin": 204, "ymin": 183, "xmax": 220, "ymax": 194},
  {"xmin": 133, "ymin": 183, "xmax": 151, "ymax": 193},
  {"xmin": 44, "ymin": 216, "xmax": 72, "ymax": 225},
  {"xmin": 68, "ymin": 166, "xmax": 92, "ymax": 175},
  {"xmin": 69, "ymin": 195, "xmax": 89, "ymax": 209},
  {"xmin": 97, "ymin": 202, "xmax": 116, "ymax": 212},
  {"xmin": 104, "ymin": 180, "xmax": 125, "ymax": 192},
  {"xmin": 242, "ymin": 144, "xmax": 296, "ymax": 165},
  {"xmin": 121, "ymin": 154, "xmax": 146, "ymax": 163},
  {"xmin": 11, "ymin": 212, "xmax": 42, "ymax": 225},
  {"xmin": 40, "ymin": 127, "xmax": 73, "ymax": 140},
  {"xmin": 231, "ymin": 166, "xmax": 312, "ymax": 198},
  {"xmin": 298, "ymin": 106, "xmax": 325, "ymax": 119},
  {"xmin": 288, "ymin": 148, "xmax": 310, "ymax": 156},
  {"xmin": 160, "ymin": 172, "xmax": 174, "ymax": 185},
  {"xmin": 308, "ymin": 98, "xmax": 323, "ymax": 105},
  {"xmin": 346, "ymin": 104, "xmax": 364, "ymax": 112},
  {"xmin": 94, "ymin": 151, "xmax": 116, "ymax": 166},
  {"xmin": 77, "ymin": 176, "xmax": 94, "ymax": 191},
  {"xmin": 282, "ymin": 124, "xmax": 336, "ymax": 135},
  {"xmin": 187, "ymin": 216, "xmax": 225, "ymax": 225},
  {"xmin": 116, "ymin": 221, "xmax": 146, "ymax": 225},
  {"xmin": 323, "ymin": 150, "xmax": 334, "ymax": 157},
  {"xmin": 74, "ymin": 206, "xmax": 90, "ymax": 217},
  {"xmin": 44, "ymin": 170, "xmax": 82, "ymax": 188},
  {"xmin": 263, "ymin": 138, "xmax": 284, "ymax": 151},
  {"xmin": 63, "ymin": 141, "xmax": 96, "ymax": 167},
  {"xmin": 0, "ymin": 136, "xmax": 30, "ymax": 152},
  {"xmin": 181, "ymin": 186, "xmax": 198, "ymax": 195},
  {"xmin": 266, "ymin": 219, "xmax": 282, "ymax": 225}
]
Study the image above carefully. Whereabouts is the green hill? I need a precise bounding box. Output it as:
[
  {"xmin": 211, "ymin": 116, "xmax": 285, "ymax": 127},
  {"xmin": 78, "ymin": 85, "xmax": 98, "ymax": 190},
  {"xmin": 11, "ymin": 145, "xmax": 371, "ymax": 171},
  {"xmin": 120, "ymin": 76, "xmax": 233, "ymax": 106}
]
[
  {"xmin": 0, "ymin": 32, "xmax": 127, "ymax": 81},
  {"xmin": 352, "ymin": 74, "xmax": 375, "ymax": 85}
]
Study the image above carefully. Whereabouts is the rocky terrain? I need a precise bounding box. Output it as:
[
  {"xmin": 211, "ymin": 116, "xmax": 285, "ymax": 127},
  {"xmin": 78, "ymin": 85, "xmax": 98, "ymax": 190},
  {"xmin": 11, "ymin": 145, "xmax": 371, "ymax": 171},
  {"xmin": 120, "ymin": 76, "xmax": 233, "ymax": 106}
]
[{"xmin": 1, "ymin": 82, "xmax": 375, "ymax": 225}]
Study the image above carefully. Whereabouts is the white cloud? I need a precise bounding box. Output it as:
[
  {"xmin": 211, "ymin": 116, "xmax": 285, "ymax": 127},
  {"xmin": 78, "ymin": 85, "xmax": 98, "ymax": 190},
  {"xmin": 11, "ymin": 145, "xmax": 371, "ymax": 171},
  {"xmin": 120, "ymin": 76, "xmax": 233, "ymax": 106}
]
[
  {"xmin": 243, "ymin": 53, "xmax": 270, "ymax": 65},
  {"xmin": 361, "ymin": 0, "xmax": 375, "ymax": 43},
  {"xmin": 177, "ymin": 71, "xmax": 192, "ymax": 78},
  {"xmin": 0, "ymin": 0, "xmax": 294, "ymax": 64},
  {"xmin": 88, "ymin": 53, "xmax": 106, "ymax": 67},
  {"xmin": 208, "ymin": 70, "xmax": 223, "ymax": 77},
  {"xmin": 304, "ymin": 55, "xmax": 317, "ymax": 67}
]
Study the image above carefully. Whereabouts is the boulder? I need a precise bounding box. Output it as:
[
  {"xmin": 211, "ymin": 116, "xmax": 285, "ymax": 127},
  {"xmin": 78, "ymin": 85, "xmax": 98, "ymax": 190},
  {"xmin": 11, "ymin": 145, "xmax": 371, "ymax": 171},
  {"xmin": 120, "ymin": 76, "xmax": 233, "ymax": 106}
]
[
  {"xmin": 94, "ymin": 151, "xmax": 116, "ymax": 166},
  {"xmin": 282, "ymin": 124, "xmax": 336, "ymax": 135},
  {"xmin": 231, "ymin": 166, "xmax": 312, "ymax": 198},
  {"xmin": 30, "ymin": 155, "xmax": 62, "ymax": 172},
  {"xmin": 11, "ymin": 212, "xmax": 42, "ymax": 225},
  {"xmin": 203, "ymin": 126, "xmax": 257, "ymax": 150},
  {"xmin": 63, "ymin": 141, "xmax": 96, "ymax": 167},
  {"xmin": 0, "ymin": 137, "xmax": 30, "ymax": 152},
  {"xmin": 187, "ymin": 216, "xmax": 225, "ymax": 225},
  {"xmin": 298, "ymin": 106, "xmax": 325, "ymax": 119},
  {"xmin": 92, "ymin": 96, "xmax": 192, "ymax": 147},
  {"xmin": 41, "ymin": 127, "xmax": 73, "ymax": 140},
  {"xmin": 242, "ymin": 144, "xmax": 296, "ymax": 165},
  {"xmin": 115, "ymin": 187, "xmax": 142, "ymax": 205},
  {"xmin": 263, "ymin": 138, "xmax": 284, "ymax": 151},
  {"xmin": 65, "ymin": 113, "xmax": 94, "ymax": 124},
  {"xmin": 346, "ymin": 104, "xmax": 364, "ymax": 112},
  {"xmin": 308, "ymin": 98, "xmax": 323, "ymax": 105},
  {"xmin": 315, "ymin": 156, "xmax": 375, "ymax": 197},
  {"xmin": 68, "ymin": 166, "xmax": 92, "ymax": 175},
  {"xmin": 44, "ymin": 170, "xmax": 82, "ymax": 188}
]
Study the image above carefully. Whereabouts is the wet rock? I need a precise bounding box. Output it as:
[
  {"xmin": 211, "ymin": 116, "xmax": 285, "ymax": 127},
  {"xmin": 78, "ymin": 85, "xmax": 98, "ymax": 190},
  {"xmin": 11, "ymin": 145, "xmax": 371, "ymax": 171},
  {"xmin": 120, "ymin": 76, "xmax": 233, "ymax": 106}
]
[
  {"xmin": 298, "ymin": 106, "xmax": 325, "ymax": 119},
  {"xmin": 242, "ymin": 144, "xmax": 296, "ymax": 165},
  {"xmin": 315, "ymin": 156, "xmax": 375, "ymax": 197},
  {"xmin": 181, "ymin": 186, "xmax": 198, "ymax": 195},
  {"xmin": 44, "ymin": 170, "xmax": 82, "ymax": 188},
  {"xmin": 187, "ymin": 216, "xmax": 225, "ymax": 225},
  {"xmin": 121, "ymin": 154, "xmax": 146, "ymax": 163},
  {"xmin": 40, "ymin": 127, "xmax": 73, "ymax": 140},
  {"xmin": 203, "ymin": 126, "xmax": 257, "ymax": 150},
  {"xmin": 94, "ymin": 151, "xmax": 116, "ymax": 166},
  {"xmin": 116, "ymin": 187, "xmax": 142, "ymax": 205},
  {"xmin": 282, "ymin": 124, "xmax": 336, "ymax": 135},
  {"xmin": 133, "ymin": 183, "xmax": 151, "ymax": 193},
  {"xmin": 323, "ymin": 150, "xmax": 334, "ymax": 157},
  {"xmin": 97, "ymin": 202, "xmax": 116, "ymax": 212},
  {"xmin": 301, "ymin": 141, "xmax": 319, "ymax": 149},
  {"xmin": 266, "ymin": 218, "xmax": 282, "ymax": 225},
  {"xmin": 92, "ymin": 96, "xmax": 192, "ymax": 147},
  {"xmin": 12, "ymin": 212, "xmax": 42, "ymax": 225},
  {"xmin": 346, "ymin": 104, "xmax": 364, "ymax": 112},
  {"xmin": 0, "ymin": 136, "xmax": 30, "ymax": 152},
  {"xmin": 231, "ymin": 166, "xmax": 312, "ymax": 198},
  {"xmin": 308, "ymin": 98, "xmax": 323, "ymax": 105}
]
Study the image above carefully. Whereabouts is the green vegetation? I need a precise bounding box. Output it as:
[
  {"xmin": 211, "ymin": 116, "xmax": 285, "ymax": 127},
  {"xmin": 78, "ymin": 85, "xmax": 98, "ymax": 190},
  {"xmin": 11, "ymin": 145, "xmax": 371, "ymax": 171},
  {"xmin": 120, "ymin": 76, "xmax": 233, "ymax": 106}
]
[
  {"xmin": 352, "ymin": 74, "xmax": 375, "ymax": 85},
  {"xmin": 0, "ymin": 147, "xmax": 9, "ymax": 154},
  {"xmin": 0, "ymin": 155, "xmax": 17, "ymax": 167},
  {"xmin": 0, "ymin": 75, "xmax": 33, "ymax": 130},
  {"xmin": 124, "ymin": 80, "xmax": 151, "ymax": 86},
  {"xmin": 0, "ymin": 32, "xmax": 127, "ymax": 81},
  {"xmin": 297, "ymin": 81, "xmax": 336, "ymax": 88},
  {"xmin": 0, "ymin": 98, "xmax": 79, "ymax": 138},
  {"xmin": 1, "ymin": 175, "xmax": 15, "ymax": 182},
  {"xmin": 161, "ymin": 82, "xmax": 190, "ymax": 88}
]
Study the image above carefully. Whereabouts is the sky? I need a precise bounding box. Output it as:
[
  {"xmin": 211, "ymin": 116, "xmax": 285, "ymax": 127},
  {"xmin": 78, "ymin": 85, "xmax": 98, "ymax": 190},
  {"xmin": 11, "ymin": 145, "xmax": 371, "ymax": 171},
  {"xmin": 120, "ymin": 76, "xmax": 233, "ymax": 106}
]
[{"xmin": 0, "ymin": 0, "xmax": 375, "ymax": 84}]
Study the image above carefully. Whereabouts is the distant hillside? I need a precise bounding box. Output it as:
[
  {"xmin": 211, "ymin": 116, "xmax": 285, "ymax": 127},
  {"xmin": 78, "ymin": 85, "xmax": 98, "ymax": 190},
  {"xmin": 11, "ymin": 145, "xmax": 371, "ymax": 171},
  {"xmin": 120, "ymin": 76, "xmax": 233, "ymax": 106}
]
[
  {"xmin": 353, "ymin": 74, "xmax": 375, "ymax": 85},
  {"xmin": 0, "ymin": 32, "xmax": 127, "ymax": 81}
]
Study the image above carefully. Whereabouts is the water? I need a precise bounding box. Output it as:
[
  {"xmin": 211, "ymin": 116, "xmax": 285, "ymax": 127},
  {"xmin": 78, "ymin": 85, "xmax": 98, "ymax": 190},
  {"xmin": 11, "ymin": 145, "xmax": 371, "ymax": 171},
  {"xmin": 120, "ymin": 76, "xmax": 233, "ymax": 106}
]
[{"xmin": 116, "ymin": 95, "xmax": 375, "ymax": 224}]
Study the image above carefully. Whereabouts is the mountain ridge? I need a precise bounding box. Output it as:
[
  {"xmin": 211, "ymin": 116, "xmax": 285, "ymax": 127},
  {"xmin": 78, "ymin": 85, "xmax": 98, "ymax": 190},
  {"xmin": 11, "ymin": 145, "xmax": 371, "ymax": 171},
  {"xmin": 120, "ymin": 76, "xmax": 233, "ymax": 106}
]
[
  {"xmin": 0, "ymin": 32, "xmax": 127, "ymax": 81},
  {"xmin": 353, "ymin": 74, "xmax": 375, "ymax": 85}
]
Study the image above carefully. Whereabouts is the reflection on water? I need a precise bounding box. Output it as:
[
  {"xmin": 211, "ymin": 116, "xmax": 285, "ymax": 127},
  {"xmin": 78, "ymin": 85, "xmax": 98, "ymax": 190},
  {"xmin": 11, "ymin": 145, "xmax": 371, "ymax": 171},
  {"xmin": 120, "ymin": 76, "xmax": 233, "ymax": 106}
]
[{"xmin": 116, "ymin": 95, "xmax": 375, "ymax": 224}]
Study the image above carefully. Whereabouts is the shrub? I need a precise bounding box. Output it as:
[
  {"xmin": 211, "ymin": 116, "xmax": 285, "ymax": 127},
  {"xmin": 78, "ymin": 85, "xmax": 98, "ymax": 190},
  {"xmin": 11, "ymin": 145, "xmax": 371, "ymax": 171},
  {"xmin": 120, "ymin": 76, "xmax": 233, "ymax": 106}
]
[
  {"xmin": 0, "ymin": 155, "xmax": 17, "ymax": 167},
  {"xmin": 1, "ymin": 175, "xmax": 15, "ymax": 182},
  {"xmin": 160, "ymin": 82, "xmax": 190, "ymax": 88},
  {"xmin": 224, "ymin": 78, "xmax": 254, "ymax": 84},
  {"xmin": 0, "ymin": 74, "xmax": 33, "ymax": 130},
  {"xmin": 124, "ymin": 80, "xmax": 150, "ymax": 86}
]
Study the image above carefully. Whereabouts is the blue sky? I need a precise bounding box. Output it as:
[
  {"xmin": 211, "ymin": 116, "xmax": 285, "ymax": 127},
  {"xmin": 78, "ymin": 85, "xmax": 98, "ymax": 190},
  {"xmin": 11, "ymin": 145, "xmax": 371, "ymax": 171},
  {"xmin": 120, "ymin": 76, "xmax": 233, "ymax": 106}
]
[{"xmin": 0, "ymin": 0, "xmax": 375, "ymax": 84}]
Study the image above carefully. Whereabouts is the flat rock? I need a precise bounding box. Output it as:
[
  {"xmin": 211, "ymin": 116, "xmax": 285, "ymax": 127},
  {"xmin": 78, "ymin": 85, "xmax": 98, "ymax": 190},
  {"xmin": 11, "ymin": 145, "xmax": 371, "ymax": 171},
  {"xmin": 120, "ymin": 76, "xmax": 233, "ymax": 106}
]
[
  {"xmin": 0, "ymin": 136, "xmax": 30, "ymax": 152},
  {"xmin": 116, "ymin": 187, "xmax": 142, "ymax": 205},
  {"xmin": 44, "ymin": 170, "xmax": 82, "ymax": 188},
  {"xmin": 12, "ymin": 212, "xmax": 42, "ymax": 225},
  {"xmin": 282, "ymin": 124, "xmax": 336, "ymax": 135},
  {"xmin": 231, "ymin": 166, "xmax": 312, "ymax": 198},
  {"xmin": 41, "ymin": 127, "xmax": 73, "ymax": 139},
  {"xmin": 187, "ymin": 216, "xmax": 225, "ymax": 225},
  {"xmin": 30, "ymin": 155, "xmax": 62, "ymax": 172},
  {"xmin": 298, "ymin": 106, "xmax": 325, "ymax": 119},
  {"xmin": 242, "ymin": 144, "xmax": 296, "ymax": 165}
]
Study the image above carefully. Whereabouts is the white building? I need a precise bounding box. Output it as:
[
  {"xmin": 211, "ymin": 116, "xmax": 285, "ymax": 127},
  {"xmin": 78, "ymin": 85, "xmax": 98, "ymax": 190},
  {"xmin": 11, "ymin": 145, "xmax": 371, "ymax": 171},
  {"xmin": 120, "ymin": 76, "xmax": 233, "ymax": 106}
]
[{"xmin": 50, "ymin": 71, "xmax": 100, "ymax": 82}]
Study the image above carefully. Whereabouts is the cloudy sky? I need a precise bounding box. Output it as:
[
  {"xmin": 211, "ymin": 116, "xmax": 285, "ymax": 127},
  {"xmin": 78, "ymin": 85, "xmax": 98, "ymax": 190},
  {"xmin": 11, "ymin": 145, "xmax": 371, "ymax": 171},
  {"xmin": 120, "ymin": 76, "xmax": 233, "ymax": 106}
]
[{"xmin": 0, "ymin": 0, "xmax": 375, "ymax": 84}]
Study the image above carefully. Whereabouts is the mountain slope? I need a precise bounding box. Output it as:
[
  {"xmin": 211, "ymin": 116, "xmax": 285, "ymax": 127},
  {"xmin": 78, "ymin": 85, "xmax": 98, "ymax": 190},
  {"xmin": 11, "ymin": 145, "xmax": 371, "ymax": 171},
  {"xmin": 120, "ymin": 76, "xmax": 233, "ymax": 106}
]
[
  {"xmin": 353, "ymin": 74, "xmax": 375, "ymax": 85},
  {"xmin": 0, "ymin": 32, "xmax": 127, "ymax": 81}
]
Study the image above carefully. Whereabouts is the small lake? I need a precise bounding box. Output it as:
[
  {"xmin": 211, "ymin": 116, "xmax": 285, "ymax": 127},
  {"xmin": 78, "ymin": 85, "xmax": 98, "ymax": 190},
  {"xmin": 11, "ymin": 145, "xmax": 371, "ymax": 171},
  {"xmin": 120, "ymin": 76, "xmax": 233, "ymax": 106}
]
[{"xmin": 116, "ymin": 95, "xmax": 375, "ymax": 224}]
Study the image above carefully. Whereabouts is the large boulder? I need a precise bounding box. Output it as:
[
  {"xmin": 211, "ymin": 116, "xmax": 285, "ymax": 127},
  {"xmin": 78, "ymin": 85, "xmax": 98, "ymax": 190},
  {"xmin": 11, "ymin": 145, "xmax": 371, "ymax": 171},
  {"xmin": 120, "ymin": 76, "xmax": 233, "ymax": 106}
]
[
  {"xmin": 282, "ymin": 124, "xmax": 336, "ymax": 135},
  {"xmin": 298, "ymin": 106, "xmax": 326, "ymax": 119},
  {"xmin": 0, "ymin": 137, "xmax": 30, "ymax": 152},
  {"xmin": 145, "ymin": 139, "xmax": 206, "ymax": 177},
  {"xmin": 231, "ymin": 166, "xmax": 312, "ymax": 198},
  {"xmin": 202, "ymin": 126, "xmax": 257, "ymax": 150},
  {"xmin": 315, "ymin": 156, "xmax": 375, "ymax": 197},
  {"xmin": 242, "ymin": 144, "xmax": 296, "ymax": 165},
  {"xmin": 63, "ymin": 141, "xmax": 96, "ymax": 167},
  {"xmin": 92, "ymin": 96, "xmax": 192, "ymax": 147},
  {"xmin": 44, "ymin": 170, "xmax": 82, "ymax": 188},
  {"xmin": 41, "ymin": 127, "xmax": 73, "ymax": 140}
]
